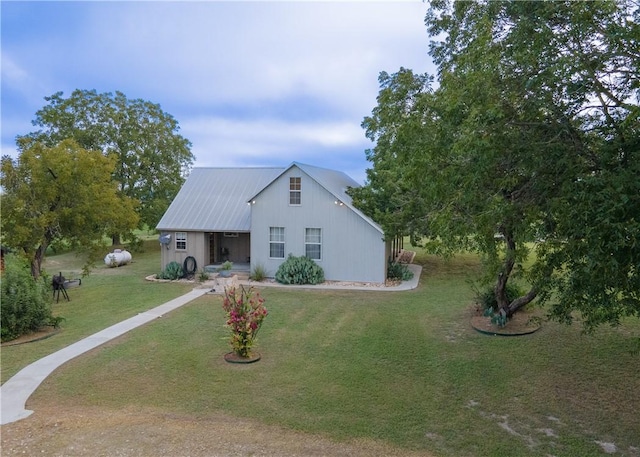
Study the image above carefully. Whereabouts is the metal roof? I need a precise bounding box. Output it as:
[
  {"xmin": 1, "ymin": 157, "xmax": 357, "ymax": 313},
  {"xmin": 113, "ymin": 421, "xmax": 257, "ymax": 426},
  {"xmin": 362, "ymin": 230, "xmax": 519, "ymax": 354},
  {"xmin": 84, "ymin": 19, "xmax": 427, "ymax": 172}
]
[
  {"xmin": 156, "ymin": 167, "xmax": 283, "ymax": 231},
  {"xmin": 156, "ymin": 163, "xmax": 384, "ymax": 235}
]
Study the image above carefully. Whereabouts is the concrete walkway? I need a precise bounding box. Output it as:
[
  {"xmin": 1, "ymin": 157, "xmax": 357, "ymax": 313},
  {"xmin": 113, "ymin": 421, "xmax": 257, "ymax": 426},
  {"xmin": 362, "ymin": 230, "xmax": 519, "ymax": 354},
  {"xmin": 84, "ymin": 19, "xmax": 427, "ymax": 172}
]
[
  {"xmin": 0, "ymin": 288, "xmax": 208, "ymax": 426},
  {"xmin": 1, "ymin": 265, "xmax": 421, "ymax": 426}
]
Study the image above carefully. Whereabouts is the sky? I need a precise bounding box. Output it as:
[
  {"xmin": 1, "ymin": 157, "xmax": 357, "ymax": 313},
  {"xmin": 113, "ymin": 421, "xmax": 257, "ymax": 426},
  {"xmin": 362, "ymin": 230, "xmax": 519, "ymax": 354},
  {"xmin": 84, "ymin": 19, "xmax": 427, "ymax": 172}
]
[{"xmin": 1, "ymin": 1, "xmax": 436, "ymax": 184}]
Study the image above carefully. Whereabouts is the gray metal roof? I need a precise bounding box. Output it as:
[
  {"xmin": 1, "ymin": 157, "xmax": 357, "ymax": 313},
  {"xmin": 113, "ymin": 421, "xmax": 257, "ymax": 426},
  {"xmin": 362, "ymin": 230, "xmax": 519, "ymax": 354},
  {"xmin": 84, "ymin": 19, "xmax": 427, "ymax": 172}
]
[
  {"xmin": 156, "ymin": 167, "xmax": 283, "ymax": 231},
  {"xmin": 157, "ymin": 163, "xmax": 384, "ymax": 235}
]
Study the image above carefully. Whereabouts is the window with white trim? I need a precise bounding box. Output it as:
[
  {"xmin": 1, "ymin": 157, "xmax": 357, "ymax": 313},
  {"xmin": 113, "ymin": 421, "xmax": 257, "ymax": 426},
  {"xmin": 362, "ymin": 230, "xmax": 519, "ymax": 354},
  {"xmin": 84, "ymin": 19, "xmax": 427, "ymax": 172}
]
[
  {"xmin": 289, "ymin": 177, "xmax": 301, "ymax": 205},
  {"xmin": 175, "ymin": 232, "xmax": 187, "ymax": 250},
  {"xmin": 269, "ymin": 227, "xmax": 285, "ymax": 259},
  {"xmin": 305, "ymin": 228, "xmax": 322, "ymax": 260}
]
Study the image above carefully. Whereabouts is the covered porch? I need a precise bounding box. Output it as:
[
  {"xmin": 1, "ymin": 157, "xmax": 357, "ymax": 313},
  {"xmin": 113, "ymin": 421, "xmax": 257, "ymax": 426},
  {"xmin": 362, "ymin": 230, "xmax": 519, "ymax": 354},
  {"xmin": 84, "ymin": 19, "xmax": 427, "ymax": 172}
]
[{"xmin": 207, "ymin": 232, "xmax": 251, "ymax": 265}]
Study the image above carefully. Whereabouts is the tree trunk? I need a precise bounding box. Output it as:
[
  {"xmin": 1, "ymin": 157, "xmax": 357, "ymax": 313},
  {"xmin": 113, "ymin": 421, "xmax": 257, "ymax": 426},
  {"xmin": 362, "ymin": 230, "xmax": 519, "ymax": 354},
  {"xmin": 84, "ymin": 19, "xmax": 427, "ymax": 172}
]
[
  {"xmin": 494, "ymin": 228, "xmax": 516, "ymax": 313},
  {"xmin": 31, "ymin": 243, "xmax": 48, "ymax": 279},
  {"xmin": 494, "ymin": 225, "xmax": 539, "ymax": 317},
  {"xmin": 112, "ymin": 234, "xmax": 121, "ymax": 246},
  {"xmin": 507, "ymin": 287, "xmax": 538, "ymax": 315}
]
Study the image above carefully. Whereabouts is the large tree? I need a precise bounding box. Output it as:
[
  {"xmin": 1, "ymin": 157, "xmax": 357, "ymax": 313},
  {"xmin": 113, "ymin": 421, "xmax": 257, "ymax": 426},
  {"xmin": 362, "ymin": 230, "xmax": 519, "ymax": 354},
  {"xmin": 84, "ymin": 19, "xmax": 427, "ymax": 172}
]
[
  {"xmin": 1, "ymin": 140, "xmax": 139, "ymax": 278},
  {"xmin": 17, "ymin": 90, "xmax": 194, "ymax": 238},
  {"xmin": 351, "ymin": 0, "xmax": 640, "ymax": 330}
]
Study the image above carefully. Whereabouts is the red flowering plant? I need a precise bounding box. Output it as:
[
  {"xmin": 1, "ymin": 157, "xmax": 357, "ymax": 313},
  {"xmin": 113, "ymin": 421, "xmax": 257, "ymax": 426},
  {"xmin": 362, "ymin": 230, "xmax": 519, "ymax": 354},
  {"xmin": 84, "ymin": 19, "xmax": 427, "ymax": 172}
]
[{"xmin": 222, "ymin": 285, "xmax": 268, "ymax": 358}]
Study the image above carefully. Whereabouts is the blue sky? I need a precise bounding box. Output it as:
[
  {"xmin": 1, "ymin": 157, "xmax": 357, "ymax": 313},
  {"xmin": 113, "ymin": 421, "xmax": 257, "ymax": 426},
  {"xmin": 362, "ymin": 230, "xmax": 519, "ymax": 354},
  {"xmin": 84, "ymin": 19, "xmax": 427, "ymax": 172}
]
[{"xmin": 1, "ymin": 1, "xmax": 435, "ymax": 183}]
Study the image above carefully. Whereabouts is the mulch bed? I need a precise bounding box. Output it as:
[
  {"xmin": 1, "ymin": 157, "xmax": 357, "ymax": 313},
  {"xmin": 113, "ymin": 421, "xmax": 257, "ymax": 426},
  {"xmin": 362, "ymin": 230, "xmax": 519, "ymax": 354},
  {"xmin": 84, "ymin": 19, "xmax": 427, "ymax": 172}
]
[
  {"xmin": 223, "ymin": 352, "xmax": 261, "ymax": 364},
  {"xmin": 1, "ymin": 326, "xmax": 60, "ymax": 346},
  {"xmin": 470, "ymin": 307, "xmax": 542, "ymax": 336}
]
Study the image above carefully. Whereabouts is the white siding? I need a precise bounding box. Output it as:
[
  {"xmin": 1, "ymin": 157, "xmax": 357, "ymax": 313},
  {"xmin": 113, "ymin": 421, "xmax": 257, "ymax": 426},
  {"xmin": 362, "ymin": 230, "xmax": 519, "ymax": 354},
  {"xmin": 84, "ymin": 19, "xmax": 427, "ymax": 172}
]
[{"xmin": 250, "ymin": 166, "xmax": 386, "ymax": 283}]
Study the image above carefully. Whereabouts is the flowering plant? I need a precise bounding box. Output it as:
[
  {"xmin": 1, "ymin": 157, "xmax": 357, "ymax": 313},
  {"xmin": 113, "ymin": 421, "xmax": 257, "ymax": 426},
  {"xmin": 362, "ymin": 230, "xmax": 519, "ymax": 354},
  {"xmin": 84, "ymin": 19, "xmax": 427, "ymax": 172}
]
[{"xmin": 222, "ymin": 286, "xmax": 268, "ymax": 358}]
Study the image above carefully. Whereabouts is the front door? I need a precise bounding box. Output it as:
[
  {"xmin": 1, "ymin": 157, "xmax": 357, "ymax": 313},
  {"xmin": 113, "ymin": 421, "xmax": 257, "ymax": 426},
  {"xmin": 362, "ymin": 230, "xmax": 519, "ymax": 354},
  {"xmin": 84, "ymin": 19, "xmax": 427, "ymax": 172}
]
[{"xmin": 209, "ymin": 233, "xmax": 216, "ymax": 264}]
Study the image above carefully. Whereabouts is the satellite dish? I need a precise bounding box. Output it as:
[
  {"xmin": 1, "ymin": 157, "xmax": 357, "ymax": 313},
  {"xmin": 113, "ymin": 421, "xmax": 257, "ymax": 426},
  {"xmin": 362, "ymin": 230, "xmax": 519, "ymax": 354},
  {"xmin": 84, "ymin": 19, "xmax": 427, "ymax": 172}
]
[{"xmin": 159, "ymin": 233, "xmax": 171, "ymax": 248}]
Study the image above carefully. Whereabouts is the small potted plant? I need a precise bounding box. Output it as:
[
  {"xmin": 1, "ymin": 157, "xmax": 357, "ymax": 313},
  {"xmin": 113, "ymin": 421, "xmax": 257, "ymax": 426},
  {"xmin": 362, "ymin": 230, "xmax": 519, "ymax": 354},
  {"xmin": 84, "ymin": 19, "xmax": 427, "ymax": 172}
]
[{"xmin": 218, "ymin": 260, "xmax": 233, "ymax": 277}]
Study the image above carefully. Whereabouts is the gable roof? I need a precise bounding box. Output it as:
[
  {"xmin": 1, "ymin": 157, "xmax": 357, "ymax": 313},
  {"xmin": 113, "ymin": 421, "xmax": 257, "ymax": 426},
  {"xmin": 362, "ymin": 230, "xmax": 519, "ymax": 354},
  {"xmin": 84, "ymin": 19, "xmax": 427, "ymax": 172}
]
[
  {"xmin": 249, "ymin": 162, "xmax": 384, "ymax": 235},
  {"xmin": 156, "ymin": 162, "xmax": 384, "ymax": 235},
  {"xmin": 156, "ymin": 167, "xmax": 283, "ymax": 231}
]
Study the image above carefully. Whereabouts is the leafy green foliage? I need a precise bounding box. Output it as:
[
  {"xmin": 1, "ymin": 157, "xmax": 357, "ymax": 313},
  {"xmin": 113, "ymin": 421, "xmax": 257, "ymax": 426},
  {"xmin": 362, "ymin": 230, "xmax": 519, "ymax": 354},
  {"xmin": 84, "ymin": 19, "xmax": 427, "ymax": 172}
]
[
  {"xmin": 197, "ymin": 269, "xmax": 210, "ymax": 283},
  {"xmin": 16, "ymin": 89, "xmax": 194, "ymax": 230},
  {"xmin": 1, "ymin": 254, "xmax": 57, "ymax": 342},
  {"xmin": 275, "ymin": 254, "xmax": 325, "ymax": 285},
  {"xmin": 250, "ymin": 263, "xmax": 268, "ymax": 282},
  {"xmin": 475, "ymin": 283, "xmax": 525, "ymax": 313},
  {"xmin": 354, "ymin": 0, "xmax": 640, "ymax": 329},
  {"xmin": 386, "ymin": 261, "xmax": 414, "ymax": 281},
  {"xmin": 1, "ymin": 140, "xmax": 139, "ymax": 278},
  {"xmin": 157, "ymin": 261, "xmax": 184, "ymax": 280}
]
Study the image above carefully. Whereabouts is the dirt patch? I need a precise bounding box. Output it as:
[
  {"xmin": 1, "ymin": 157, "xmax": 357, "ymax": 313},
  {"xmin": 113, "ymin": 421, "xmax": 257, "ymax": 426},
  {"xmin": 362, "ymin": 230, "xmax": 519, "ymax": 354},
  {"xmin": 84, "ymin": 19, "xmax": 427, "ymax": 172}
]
[{"xmin": 0, "ymin": 405, "xmax": 434, "ymax": 457}]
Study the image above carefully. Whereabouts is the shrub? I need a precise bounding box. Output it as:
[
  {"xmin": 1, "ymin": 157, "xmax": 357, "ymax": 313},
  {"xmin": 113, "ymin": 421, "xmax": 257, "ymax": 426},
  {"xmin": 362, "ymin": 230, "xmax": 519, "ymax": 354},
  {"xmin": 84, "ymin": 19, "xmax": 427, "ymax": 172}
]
[
  {"xmin": 250, "ymin": 263, "xmax": 268, "ymax": 282},
  {"xmin": 387, "ymin": 261, "xmax": 414, "ymax": 281},
  {"xmin": 275, "ymin": 254, "xmax": 325, "ymax": 285},
  {"xmin": 475, "ymin": 282, "xmax": 525, "ymax": 312},
  {"xmin": 197, "ymin": 269, "xmax": 210, "ymax": 282},
  {"xmin": 222, "ymin": 286, "xmax": 268, "ymax": 358},
  {"xmin": 1, "ymin": 254, "xmax": 58, "ymax": 342},
  {"xmin": 157, "ymin": 261, "xmax": 184, "ymax": 280}
]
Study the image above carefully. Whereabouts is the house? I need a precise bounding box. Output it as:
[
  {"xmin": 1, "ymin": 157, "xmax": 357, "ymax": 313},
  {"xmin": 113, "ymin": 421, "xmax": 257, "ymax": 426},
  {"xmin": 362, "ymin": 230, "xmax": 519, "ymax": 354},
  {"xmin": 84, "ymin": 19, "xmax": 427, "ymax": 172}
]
[{"xmin": 156, "ymin": 162, "xmax": 395, "ymax": 283}]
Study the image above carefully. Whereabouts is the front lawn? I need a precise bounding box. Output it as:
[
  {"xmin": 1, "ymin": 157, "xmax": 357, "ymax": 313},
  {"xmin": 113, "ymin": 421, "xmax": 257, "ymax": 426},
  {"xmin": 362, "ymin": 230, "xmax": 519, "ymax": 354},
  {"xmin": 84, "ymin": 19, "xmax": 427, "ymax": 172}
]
[
  {"xmin": 0, "ymin": 240, "xmax": 193, "ymax": 383},
  {"xmin": 17, "ymin": 247, "xmax": 640, "ymax": 456}
]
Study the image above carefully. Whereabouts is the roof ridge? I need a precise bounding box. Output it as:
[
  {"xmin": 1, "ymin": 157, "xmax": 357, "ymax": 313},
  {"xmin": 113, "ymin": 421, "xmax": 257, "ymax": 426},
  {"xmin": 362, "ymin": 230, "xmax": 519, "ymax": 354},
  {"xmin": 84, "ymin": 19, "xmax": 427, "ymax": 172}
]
[{"xmin": 192, "ymin": 166, "xmax": 285, "ymax": 170}]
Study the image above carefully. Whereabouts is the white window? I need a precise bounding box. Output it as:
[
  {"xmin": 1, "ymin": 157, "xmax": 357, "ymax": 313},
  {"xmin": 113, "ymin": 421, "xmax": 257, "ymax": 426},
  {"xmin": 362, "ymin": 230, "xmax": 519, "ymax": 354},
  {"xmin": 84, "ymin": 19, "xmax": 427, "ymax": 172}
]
[
  {"xmin": 289, "ymin": 177, "xmax": 301, "ymax": 205},
  {"xmin": 305, "ymin": 228, "xmax": 322, "ymax": 260},
  {"xmin": 175, "ymin": 232, "xmax": 187, "ymax": 250},
  {"xmin": 269, "ymin": 227, "xmax": 285, "ymax": 259}
]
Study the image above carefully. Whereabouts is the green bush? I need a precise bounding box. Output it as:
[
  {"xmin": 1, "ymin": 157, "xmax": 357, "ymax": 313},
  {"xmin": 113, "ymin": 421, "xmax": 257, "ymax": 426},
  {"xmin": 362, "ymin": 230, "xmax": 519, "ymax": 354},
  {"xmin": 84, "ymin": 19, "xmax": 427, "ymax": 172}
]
[
  {"xmin": 387, "ymin": 261, "xmax": 414, "ymax": 281},
  {"xmin": 197, "ymin": 269, "xmax": 210, "ymax": 282},
  {"xmin": 275, "ymin": 254, "xmax": 325, "ymax": 285},
  {"xmin": 157, "ymin": 261, "xmax": 184, "ymax": 280},
  {"xmin": 250, "ymin": 263, "xmax": 268, "ymax": 282},
  {"xmin": 475, "ymin": 282, "xmax": 525, "ymax": 312},
  {"xmin": 1, "ymin": 254, "xmax": 57, "ymax": 342}
]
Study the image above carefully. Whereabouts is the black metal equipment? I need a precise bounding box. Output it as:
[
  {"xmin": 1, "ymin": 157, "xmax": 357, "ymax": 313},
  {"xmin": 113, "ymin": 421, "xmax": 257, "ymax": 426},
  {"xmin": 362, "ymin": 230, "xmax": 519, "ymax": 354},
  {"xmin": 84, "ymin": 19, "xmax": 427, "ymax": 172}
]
[{"xmin": 52, "ymin": 272, "xmax": 69, "ymax": 303}]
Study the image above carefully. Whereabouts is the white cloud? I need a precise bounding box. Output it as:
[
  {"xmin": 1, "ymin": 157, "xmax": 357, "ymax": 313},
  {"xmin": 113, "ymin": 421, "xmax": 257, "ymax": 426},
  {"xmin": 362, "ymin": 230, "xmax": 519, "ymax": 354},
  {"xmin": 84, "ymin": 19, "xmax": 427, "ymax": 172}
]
[
  {"xmin": 1, "ymin": 55, "xmax": 29, "ymax": 86},
  {"xmin": 0, "ymin": 53, "xmax": 52, "ymax": 106},
  {"xmin": 83, "ymin": 2, "xmax": 432, "ymax": 115},
  {"xmin": 1, "ymin": 1, "xmax": 433, "ymax": 182},
  {"xmin": 182, "ymin": 115, "xmax": 371, "ymax": 165}
]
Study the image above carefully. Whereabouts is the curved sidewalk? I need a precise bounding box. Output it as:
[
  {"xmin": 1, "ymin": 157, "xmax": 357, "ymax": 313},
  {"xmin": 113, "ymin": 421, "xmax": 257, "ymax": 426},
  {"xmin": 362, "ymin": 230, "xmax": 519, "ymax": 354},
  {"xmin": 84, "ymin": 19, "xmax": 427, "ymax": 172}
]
[
  {"xmin": 0, "ymin": 288, "xmax": 208, "ymax": 426},
  {"xmin": 1, "ymin": 266, "xmax": 420, "ymax": 426}
]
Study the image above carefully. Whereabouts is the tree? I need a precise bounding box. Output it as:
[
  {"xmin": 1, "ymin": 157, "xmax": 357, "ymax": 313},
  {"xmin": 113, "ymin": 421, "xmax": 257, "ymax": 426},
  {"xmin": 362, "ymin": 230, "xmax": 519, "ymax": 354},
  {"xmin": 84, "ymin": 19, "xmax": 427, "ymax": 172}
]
[
  {"xmin": 1, "ymin": 140, "xmax": 139, "ymax": 278},
  {"xmin": 17, "ymin": 90, "xmax": 194, "ymax": 239},
  {"xmin": 351, "ymin": 0, "xmax": 640, "ymax": 330}
]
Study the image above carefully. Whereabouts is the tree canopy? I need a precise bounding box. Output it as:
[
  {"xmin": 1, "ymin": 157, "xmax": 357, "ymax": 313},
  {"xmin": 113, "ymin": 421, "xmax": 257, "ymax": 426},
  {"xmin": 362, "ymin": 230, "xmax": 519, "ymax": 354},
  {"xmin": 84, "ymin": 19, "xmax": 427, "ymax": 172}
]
[
  {"xmin": 350, "ymin": 0, "xmax": 640, "ymax": 330},
  {"xmin": 1, "ymin": 140, "xmax": 139, "ymax": 278},
  {"xmin": 17, "ymin": 89, "xmax": 194, "ymax": 233}
]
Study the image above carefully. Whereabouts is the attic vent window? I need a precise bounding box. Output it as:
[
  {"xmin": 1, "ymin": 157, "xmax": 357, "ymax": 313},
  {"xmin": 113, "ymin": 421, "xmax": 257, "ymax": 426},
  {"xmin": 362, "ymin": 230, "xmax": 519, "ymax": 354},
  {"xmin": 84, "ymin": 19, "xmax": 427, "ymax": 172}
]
[{"xmin": 289, "ymin": 177, "xmax": 301, "ymax": 205}]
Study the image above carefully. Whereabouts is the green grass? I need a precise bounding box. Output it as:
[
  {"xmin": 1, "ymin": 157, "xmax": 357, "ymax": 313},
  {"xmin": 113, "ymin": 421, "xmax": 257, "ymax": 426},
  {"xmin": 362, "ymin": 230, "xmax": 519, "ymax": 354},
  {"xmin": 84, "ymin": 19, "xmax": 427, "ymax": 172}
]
[
  {"xmin": 6, "ymin": 245, "xmax": 640, "ymax": 456},
  {"xmin": 0, "ymin": 240, "xmax": 193, "ymax": 383}
]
